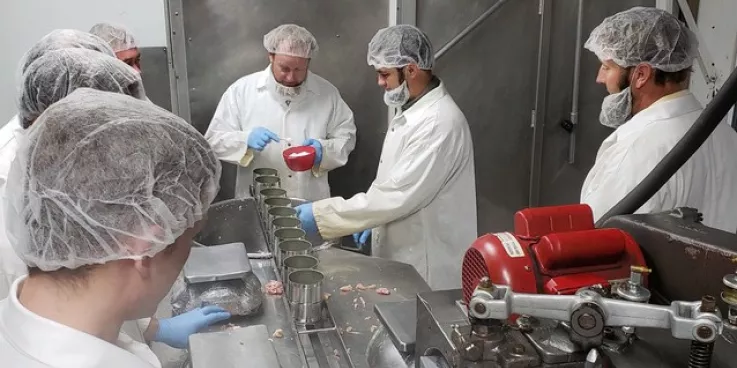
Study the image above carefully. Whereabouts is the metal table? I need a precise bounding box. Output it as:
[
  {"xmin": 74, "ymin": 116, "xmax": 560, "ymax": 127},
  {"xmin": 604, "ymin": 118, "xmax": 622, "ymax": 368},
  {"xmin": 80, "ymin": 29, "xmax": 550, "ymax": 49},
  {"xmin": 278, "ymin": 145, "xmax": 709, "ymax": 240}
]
[{"xmin": 173, "ymin": 198, "xmax": 430, "ymax": 368}]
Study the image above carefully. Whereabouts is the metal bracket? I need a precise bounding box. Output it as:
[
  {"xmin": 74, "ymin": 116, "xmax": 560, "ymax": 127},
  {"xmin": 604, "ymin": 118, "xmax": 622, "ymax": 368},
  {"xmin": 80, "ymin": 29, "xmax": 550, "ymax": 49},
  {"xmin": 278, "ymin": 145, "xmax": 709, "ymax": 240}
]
[
  {"xmin": 469, "ymin": 285, "xmax": 724, "ymax": 343},
  {"xmin": 435, "ymin": 0, "xmax": 509, "ymax": 61},
  {"xmin": 165, "ymin": 0, "xmax": 192, "ymax": 124},
  {"xmin": 675, "ymin": 0, "xmax": 719, "ymax": 90}
]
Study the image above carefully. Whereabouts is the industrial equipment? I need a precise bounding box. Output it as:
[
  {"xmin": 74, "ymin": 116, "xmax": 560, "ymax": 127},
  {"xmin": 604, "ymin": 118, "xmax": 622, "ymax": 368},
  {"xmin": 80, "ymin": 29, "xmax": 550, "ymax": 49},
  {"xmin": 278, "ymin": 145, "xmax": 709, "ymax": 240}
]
[{"xmin": 369, "ymin": 206, "xmax": 737, "ymax": 368}]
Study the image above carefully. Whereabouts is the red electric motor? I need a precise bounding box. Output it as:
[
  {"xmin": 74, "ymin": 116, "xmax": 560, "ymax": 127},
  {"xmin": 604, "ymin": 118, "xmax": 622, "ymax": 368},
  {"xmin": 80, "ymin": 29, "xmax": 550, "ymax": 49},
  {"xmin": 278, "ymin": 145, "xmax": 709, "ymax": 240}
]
[{"xmin": 461, "ymin": 204, "xmax": 647, "ymax": 303}]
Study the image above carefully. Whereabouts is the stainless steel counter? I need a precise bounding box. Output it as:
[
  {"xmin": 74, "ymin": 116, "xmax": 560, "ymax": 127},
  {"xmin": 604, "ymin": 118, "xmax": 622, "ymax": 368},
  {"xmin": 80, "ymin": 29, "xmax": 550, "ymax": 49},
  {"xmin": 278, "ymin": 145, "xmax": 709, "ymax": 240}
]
[{"xmin": 187, "ymin": 248, "xmax": 430, "ymax": 368}]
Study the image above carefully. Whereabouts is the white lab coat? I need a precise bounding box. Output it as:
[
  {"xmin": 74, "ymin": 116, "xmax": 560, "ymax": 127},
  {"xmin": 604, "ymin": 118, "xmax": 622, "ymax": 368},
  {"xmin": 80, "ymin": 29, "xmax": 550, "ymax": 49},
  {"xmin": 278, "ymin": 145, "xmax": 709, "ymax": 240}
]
[
  {"xmin": 0, "ymin": 277, "xmax": 161, "ymax": 368},
  {"xmin": 312, "ymin": 83, "xmax": 478, "ymax": 290},
  {"xmin": 581, "ymin": 91, "xmax": 737, "ymax": 233},
  {"xmin": 205, "ymin": 67, "xmax": 356, "ymax": 201},
  {"xmin": 0, "ymin": 115, "xmax": 26, "ymax": 299}
]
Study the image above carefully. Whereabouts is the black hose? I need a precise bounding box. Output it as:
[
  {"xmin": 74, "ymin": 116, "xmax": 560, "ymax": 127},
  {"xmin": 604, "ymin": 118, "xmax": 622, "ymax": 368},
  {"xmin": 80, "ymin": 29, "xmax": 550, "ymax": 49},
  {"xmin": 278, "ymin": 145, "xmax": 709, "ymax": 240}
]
[{"xmin": 595, "ymin": 66, "xmax": 737, "ymax": 227}]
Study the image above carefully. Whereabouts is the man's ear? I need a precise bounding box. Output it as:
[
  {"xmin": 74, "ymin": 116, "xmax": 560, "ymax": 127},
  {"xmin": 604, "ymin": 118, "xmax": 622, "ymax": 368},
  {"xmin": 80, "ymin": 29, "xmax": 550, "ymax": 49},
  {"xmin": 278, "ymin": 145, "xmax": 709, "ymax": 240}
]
[
  {"xmin": 405, "ymin": 64, "xmax": 419, "ymax": 80},
  {"xmin": 633, "ymin": 63, "xmax": 653, "ymax": 89},
  {"xmin": 268, "ymin": 53, "xmax": 275, "ymax": 64}
]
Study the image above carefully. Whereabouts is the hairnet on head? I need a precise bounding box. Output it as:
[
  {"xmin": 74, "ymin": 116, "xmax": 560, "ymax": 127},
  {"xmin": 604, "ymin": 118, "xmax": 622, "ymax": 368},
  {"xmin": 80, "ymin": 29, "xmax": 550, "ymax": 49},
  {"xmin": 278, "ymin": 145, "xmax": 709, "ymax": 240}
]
[
  {"xmin": 89, "ymin": 22, "xmax": 139, "ymax": 53},
  {"xmin": 263, "ymin": 24, "xmax": 318, "ymax": 59},
  {"xmin": 17, "ymin": 48, "xmax": 146, "ymax": 129},
  {"xmin": 5, "ymin": 88, "xmax": 221, "ymax": 271},
  {"xmin": 584, "ymin": 7, "xmax": 698, "ymax": 72},
  {"xmin": 367, "ymin": 25, "xmax": 434, "ymax": 70},
  {"xmin": 18, "ymin": 29, "xmax": 114, "ymax": 76}
]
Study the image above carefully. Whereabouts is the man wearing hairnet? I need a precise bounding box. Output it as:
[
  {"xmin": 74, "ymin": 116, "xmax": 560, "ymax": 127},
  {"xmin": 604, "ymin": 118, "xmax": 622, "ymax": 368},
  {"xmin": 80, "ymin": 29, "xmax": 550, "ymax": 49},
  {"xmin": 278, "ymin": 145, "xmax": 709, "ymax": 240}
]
[
  {"xmin": 0, "ymin": 39, "xmax": 227, "ymax": 351},
  {"xmin": 205, "ymin": 24, "xmax": 356, "ymax": 201},
  {"xmin": 581, "ymin": 7, "xmax": 737, "ymax": 232},
  {"xmin": 0, "ymin": 88, "xmax": 225, "ymax": 367},
  {"xmin": 90, "ymin": 22, "xmax": 142, "ymax": 72},
  {"xmin": 296, "ymin": 25, "xmax": 477, "ymax": 290}
]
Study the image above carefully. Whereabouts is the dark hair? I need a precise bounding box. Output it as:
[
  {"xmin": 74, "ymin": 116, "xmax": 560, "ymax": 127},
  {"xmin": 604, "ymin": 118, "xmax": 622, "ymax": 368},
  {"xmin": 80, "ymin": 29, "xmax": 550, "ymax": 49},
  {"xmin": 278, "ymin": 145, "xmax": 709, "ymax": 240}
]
[
  {"xmin": 28, "ymin": 265, "xmax": 95, "ymax": 288},
  {"xmin": 653, "ymin": 68, "xmax": 691, "ymax": 86}
]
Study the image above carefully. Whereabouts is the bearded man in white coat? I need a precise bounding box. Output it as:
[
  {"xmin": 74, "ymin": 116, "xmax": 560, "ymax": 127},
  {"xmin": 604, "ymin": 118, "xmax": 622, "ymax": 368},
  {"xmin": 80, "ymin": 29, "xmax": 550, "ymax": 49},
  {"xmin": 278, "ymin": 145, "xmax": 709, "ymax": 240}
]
[
  {"xmin": 580, "ymin": 7, "xmax": 737, "ymax": 233},
  {"xmin": 205, "ymin": 24, "xmax": 356, "ymax": 201},
  {"xmin": 296, "ymin": 25, "xmax": 478, "ymax": 290}
]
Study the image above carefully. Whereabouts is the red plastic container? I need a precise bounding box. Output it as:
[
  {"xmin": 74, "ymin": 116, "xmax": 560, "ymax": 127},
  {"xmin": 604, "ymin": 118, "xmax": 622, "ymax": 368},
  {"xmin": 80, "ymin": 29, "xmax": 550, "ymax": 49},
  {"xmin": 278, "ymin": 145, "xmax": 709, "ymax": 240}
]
[{"xmin": 283, "ymin": 146, "xmax": 316, "ymax": 172}]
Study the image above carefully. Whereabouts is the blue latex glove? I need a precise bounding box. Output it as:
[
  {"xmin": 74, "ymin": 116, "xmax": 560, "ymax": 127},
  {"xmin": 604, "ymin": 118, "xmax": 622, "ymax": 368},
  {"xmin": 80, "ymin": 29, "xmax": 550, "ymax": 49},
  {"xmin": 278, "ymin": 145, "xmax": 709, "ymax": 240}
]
[
  {"xmin": 247, "ymin": 127, "xmax": 280, "ymax": 152},
  {"xmin": 353, "ymin": 229, "xmax": 371, "ymax": 247},
  {"xmin": 155, "ymin": 306, "xmax": 231, "ymax": 349},
  {"xmin": 302, "ymin": 138, "xmax": 323, "ymax": 167},
  {"xmin": 295, "ymin": 203, "xmax": 318, "ymax": 234}
]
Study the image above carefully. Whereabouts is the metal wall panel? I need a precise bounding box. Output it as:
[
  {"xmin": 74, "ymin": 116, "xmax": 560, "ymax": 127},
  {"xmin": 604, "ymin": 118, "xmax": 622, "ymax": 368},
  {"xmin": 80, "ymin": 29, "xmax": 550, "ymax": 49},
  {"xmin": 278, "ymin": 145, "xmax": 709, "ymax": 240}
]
[
  {"xmin": 418, "ymin": 0, "xmax": 541, "ymax": 233},
  {"xmin": 176, "ymin": 0, "xmax": 388, "ymax": 200},
  {"xmin": 537, "ymin": 0, "xmax": 654, "ymax": 207},
  {"xmin": 139, "ymin": 47, "xmax": 173, "ymax": 112}
]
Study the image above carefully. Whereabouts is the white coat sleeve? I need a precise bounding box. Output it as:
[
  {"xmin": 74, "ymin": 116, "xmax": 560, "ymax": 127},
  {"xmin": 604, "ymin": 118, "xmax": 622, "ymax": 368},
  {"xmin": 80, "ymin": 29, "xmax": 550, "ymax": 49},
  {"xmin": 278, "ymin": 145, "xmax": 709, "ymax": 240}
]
[
  {"xmin": 313, "ymin": 120, "xmax": 460, "ymax": 239},
  {"xmin": 204, "ymin": 85, "xmax": 252, "ymax": 165},
  {"xmin": 313, "ymin": 97, "xmax": 356, "ymax": 176},
  {"xmin": 581, "ymin": 141, "xmax": 667, "ymax": 222}
]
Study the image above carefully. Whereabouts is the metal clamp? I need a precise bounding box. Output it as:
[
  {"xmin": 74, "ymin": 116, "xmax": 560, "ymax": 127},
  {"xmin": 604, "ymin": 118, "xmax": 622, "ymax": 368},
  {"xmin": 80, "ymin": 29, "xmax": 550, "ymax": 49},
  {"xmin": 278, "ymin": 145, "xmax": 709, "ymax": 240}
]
[{"xmin": 468, "ymin": 283, "xmax": 723, "ymax": 343}]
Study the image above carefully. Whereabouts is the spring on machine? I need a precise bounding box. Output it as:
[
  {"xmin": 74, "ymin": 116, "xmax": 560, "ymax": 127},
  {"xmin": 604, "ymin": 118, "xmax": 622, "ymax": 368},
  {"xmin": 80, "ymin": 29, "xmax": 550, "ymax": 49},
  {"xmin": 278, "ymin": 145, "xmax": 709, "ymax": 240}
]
[{"xmin": 688, "ymin": 340, "xmax": 714, "ymax": 368}]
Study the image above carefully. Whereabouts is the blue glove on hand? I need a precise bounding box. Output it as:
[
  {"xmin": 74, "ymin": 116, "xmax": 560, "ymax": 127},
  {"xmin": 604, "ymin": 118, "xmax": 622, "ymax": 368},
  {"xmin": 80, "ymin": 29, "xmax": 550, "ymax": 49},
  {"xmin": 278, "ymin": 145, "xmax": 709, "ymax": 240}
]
[
  {"xmin": 155, "ymin": 306, "xmax": 231, "ymax": 349},
  {"xmin": 302, "ymin": 139, "xmax": 323, "ymax": 168},
  {"xmin": 353, "ymin": 229, "xmax": 371, "ymax": 247},
  {"xmin": 247, "ymin": 127, "xmax": 280, "ymax": 152},
  {"xmin": 295, "ymin": 203, "xmax": 318, "ymax": 235}
]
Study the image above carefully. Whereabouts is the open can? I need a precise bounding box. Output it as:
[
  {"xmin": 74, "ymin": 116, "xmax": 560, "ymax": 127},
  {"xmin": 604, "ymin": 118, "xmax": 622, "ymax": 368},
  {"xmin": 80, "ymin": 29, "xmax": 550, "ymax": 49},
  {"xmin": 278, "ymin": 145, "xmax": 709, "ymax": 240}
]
[
  {"xmin": 288, "ymin": 269, "xmax": 324, "ymax": 325},
  {"xmin": 281, "ymin": 255, "xmax": 319, "ymax": 301}
]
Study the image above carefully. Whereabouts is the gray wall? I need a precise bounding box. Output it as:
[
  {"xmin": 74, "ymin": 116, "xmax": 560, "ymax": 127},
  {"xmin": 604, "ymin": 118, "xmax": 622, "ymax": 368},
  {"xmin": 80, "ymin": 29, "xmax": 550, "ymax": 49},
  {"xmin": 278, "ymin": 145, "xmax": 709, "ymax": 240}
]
[
  {"xmin": 140, "ymin": 46, "xmax": 173, "ymax": 112},
  {"xmin": 418, "ymin": 0, "xmax": 653, "ymax": 233}
]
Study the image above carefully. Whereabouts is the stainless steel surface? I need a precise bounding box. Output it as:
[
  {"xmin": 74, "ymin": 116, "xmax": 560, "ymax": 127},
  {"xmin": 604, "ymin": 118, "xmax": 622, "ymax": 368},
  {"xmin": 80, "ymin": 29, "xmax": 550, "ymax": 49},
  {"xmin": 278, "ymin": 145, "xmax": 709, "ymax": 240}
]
[
  {"xmin": 193, "ymin": 198, "xmax": 269, "ymax": 255},
  {"xmin": 434, "ymin": 0, "xmax": 508, "ymax": 61},
  {"xmin": 278, "ymin": 239, "xmax": 313, "ymax": 270},
  {"xmin": 366, "ymin": 326, "xmax": 414, "ymax": 368},
  {"xmin": 319, "ymin": 250, "xmax": 432, "ymax": 368},
  {"xmin": 469, "ymin": 285, "xmax": 724, "ymax": 343},
  {"xmin": 170, "ymin": 0, "xmax": 388, "ymax": 203},
  {"xmin": 139, "ymin": 47, "xmax": 173, "ymax": 112},
  {"xmin": 183, "ymin": 242, "xmax": 251, "ymax": 283},
  {"xmin": 189, "ymin": 324, "xmax": 280, "ymax": 368},
  {"xmin": 289, "ymin": 270, "xmax": 325, "ymax": 305},
  {"xmin": 292, "ymin": 302, "xmax": 325, "ymax": 325},
  {"xmin": 374, "ymin": 300, "xmax": 417, "ymax": 354},
  {"xmin": 413, "ymin": 289, "xmax": 470, "ymax": 367},
  {"xmin": 283, "ymin": 255, "xmax": 320, "ymax": 300},
  {"xmin": 166, "ymin": 0, "xmax": 191, "ymax": 123}
]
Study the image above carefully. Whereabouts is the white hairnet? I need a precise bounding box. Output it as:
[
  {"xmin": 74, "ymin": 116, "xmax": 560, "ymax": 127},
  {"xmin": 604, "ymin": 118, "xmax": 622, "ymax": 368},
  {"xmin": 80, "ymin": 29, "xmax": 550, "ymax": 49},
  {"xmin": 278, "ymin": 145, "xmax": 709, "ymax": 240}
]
[
  {"xmin": 89, "ymin": 22, "xmax": 138, "ymax": 53},
  {"xmin": 584, "ymin": 7, "xmax": 698, "ymax": 72},
  {"xmin": 18, "ymin": 48, "xmax": 146, "ymax": 129},
  {"xmin": 5, "ymin": 88, "xmax": 221, "ymax": 271},
  {"xmin": 367, "ymin": 25, "xmax": 434, "ymax": 70},
  {"xmin": 19, "ymin": 29, "xmax": 115, "ymax": 75},
  {"xmin": 263, "ymin": 24, "xmax": 318, "ymax": 58}
]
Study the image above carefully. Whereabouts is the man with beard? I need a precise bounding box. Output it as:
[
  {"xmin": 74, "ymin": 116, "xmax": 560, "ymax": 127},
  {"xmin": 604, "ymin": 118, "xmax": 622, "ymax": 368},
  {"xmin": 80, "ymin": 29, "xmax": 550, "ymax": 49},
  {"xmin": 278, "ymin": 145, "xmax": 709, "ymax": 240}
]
[
  {"xmin": 205, "ymin": 24, "xmax": 356, "ymax": 201},
  {"xmin": 580, "ymin": 7, "xmax": 737, "ymax": 232}
]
